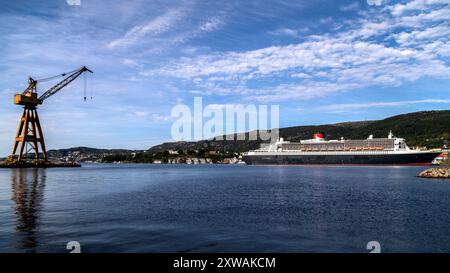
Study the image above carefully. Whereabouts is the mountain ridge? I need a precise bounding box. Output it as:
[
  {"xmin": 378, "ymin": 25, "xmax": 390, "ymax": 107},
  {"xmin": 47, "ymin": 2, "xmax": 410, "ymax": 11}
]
[{"xmin": 147, "ymin": 110, "xmax": 450, "ymax": 153}]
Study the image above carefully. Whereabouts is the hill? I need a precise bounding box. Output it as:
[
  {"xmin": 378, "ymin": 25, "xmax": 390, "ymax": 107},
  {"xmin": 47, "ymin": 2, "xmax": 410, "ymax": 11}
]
[
  {"xmin": 47, "ymin": 147, "xmax": 142, "ymax": 162},
  {"xmin": 47, "ymin": 147, "xmax": 137, "ymax": 156},
  {"xmin": 148, "ymin": 110, "xmax": 450, "ymax": 153}
]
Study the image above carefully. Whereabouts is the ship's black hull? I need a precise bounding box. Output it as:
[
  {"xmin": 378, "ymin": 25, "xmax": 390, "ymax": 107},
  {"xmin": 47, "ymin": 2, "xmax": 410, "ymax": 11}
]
[{"xmin": 242, "ymin": 152, "xmax": 441, "ymax": 165}]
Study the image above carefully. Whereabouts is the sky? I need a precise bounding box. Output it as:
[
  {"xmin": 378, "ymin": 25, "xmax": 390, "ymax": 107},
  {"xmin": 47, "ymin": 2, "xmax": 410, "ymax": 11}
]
[{"xmin": 0, "ymin": 0, "xmax": 449, "ymax": 155}]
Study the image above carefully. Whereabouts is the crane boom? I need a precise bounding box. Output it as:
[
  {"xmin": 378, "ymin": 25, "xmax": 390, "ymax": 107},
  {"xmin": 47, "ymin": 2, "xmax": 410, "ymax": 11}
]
[
  {"xmin": 14, "ymin": 66, "xmax": 93, "ymax": 106},
  {"xmin": 39, "ymin": 66, "xmax": 93, "ymax": 102}
]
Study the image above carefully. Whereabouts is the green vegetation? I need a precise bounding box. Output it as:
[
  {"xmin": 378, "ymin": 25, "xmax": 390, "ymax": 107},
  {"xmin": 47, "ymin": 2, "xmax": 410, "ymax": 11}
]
[
  {"xmin": 47, "ymin": 147, "xmax": 136, "ymax": 157},
  {"xmin": 441, "ymin": 158, "xmax": 450, "ymax": 166},
  {"xmin": 338, "ymin": 111, "xmax": 450, "ymax": 149},
  {"xmin": 102, "ymin": 149, "xmax": 236, "ymax": 163}
]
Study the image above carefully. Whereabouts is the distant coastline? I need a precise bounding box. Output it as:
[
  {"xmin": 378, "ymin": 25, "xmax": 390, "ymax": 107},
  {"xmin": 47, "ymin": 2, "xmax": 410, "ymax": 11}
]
[{"xmin": 2, "ymin": 110, "xmax": 448, "ymax": 165}]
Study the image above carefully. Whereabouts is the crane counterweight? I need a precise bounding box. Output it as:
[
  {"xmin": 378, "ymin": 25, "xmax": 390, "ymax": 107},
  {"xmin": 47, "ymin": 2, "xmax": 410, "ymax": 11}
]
[{"xmin": 14, "ymin": 92, "xmax": 43, "ymax": 106}]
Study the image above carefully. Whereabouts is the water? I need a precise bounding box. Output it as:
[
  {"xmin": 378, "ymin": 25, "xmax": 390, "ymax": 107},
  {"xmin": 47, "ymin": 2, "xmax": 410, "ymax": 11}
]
[{"xmin": 0, "ymin": 164, "xmax": 449, "ymax": 253}]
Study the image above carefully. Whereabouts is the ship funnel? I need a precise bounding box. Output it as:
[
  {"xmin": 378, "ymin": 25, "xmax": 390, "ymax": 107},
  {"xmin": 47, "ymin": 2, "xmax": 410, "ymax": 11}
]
[{"xmin": 313, "ymin": 132, "xmax": 324, "ymax": 140}]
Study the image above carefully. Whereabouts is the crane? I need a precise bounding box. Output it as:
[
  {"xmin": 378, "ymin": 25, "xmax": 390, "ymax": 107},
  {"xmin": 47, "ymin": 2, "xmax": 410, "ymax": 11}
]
[{"xmin": 9, "ymin": 66, "xmax": 93, "ymax": 165}]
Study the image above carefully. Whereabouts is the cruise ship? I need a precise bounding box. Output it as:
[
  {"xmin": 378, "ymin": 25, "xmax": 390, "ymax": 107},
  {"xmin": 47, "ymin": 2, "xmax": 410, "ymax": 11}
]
[{"xmin": 242, "ymin": 132, "xmax": 441, "ymax": 165}]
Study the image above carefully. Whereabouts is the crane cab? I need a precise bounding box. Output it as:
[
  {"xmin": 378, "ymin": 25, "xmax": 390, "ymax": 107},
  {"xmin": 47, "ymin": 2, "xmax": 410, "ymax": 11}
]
[{"xmin": 14, "ymin": 92, "xmax": 42, "ymax": 106}]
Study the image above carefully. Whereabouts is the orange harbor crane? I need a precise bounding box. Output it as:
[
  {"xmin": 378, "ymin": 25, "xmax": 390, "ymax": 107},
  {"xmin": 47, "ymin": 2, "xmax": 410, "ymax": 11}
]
[{"xmin": 6, "ymin": 66, "xmax": 93, "ymax": 167}]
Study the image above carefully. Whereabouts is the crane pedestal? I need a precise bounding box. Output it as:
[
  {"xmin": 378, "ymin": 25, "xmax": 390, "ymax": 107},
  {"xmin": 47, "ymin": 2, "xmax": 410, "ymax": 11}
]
[{"xmin": 10, "ymin": 105, "xmax": 48, "ymax": 164}]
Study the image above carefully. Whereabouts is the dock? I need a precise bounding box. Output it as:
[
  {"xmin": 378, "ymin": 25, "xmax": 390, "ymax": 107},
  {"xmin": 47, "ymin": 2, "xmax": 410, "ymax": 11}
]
[{"xmin": 0, "ymin": 161, "xmax": 81, "ymax": 168}]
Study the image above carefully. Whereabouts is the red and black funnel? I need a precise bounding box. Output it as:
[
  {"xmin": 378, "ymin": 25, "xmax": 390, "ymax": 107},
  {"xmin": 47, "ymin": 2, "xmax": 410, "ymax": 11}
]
[{"xmin": 313, "ymin": 132, "xmax": 324, "ymax": 139}]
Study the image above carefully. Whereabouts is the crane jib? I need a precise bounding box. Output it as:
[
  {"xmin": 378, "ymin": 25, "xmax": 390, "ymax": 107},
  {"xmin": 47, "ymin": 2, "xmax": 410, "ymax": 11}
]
[{"xmin": 38, "ymin": 66, "xmax": 93, "ymax": 102}]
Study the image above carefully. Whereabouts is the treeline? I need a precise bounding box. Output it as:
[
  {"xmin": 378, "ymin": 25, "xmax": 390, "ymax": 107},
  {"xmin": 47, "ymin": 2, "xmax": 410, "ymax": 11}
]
[{"xmin": 102, "ymin": 149, "xmax": 237, "ymax": 163}]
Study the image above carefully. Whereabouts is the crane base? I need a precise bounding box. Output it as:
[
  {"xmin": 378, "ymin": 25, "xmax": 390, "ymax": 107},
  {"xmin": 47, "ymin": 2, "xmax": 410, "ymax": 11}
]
[{"xmin": 0, "ymin": 160, "xmax": 81, "ymax": 168}]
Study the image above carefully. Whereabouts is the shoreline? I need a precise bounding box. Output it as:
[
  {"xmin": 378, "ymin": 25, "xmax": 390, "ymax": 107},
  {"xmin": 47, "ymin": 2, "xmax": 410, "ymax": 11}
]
[{"xmin": 418, "ymin": 167, "xmax": 450, "ymax": 179}]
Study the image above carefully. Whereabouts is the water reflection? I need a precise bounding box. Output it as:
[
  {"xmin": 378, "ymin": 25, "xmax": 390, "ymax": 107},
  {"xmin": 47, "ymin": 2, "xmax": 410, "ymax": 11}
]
[{"xmin": 10, "ymin": 168, "xmax": 46, "ymax": 252}]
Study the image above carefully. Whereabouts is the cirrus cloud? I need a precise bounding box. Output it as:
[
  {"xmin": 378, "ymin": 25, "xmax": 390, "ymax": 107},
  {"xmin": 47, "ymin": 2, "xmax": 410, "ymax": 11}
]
[
  {"xmin": 367, "ymin": 0, "xmax": 384, "ymax": 6},
  {"xmin": 144, "ymin": 0, "xmax": 450, "ymax": 102}
]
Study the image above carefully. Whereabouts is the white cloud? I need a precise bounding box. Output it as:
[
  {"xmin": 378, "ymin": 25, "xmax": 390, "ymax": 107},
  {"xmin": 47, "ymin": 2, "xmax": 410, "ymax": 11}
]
[
  {"xmin": 122, "ymin": 58, "xmax": 142, "ymax": 68},
  {"xmin": 291, "ymin": 72, "xmax": 311, "ymax": 79},
  {"xmin": 199, "ymin": 17, "xmax": 223, "ymax": 32},
  {"xmin": 323, "ymin": 99, "xmax": 450, "ymax": 112},
  {"xmin": 206, "ymin": 104, "xmax": 228, "ymax": 110},
  {"xmin": 268, "ymin": 28, "xmax": 307, "ymax": 37},
  {"xmin": 134, "ymin": 111, "xmax": 149, "ymax": 117},
  {"xmin": 319, "ymin": 17, "xmax": 333, "ymax": 24},
  {"xmin": 340, "ymin": 2, "xmax": 360, "ymax": 12},
  {"xmin": 394, "ymin": 24, "xmax": 450, "ymax": 46},
  {"xmin": 144, "ymin": 1, "xmax": 450, "ymax": 102},
  {"xmin": 367, "ymin": 0, "xmax": 384, "ymax": 6},
  {"xmin": 66, "ymin": 0, "xmax": 81, "ymax": 6},
  {"xmin": 390, "ymin": 0, "xmax": 449, "ymax": 16},
  {"xmin": 107, "ymin": 9, "xmax": 184, "ymax": 49},
  {"xmin": 152, "ymin": 113, "xmax": 173, "ymax": 122},
  {"xmin": 397, "ymin": 7, "xmax": 450, "ymax": 28}
]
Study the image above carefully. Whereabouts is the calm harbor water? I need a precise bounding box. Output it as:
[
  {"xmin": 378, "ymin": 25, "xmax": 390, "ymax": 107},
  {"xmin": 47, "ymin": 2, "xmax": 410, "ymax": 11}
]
[{"xmin": 0, "ymin": 164, "xmax": 449, "ymax": 253}]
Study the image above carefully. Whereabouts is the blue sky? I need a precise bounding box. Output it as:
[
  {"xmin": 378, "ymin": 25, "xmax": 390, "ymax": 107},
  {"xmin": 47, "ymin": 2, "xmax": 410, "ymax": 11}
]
[{"xmin": 0, "ymin": 0, "xmax": 449, "ymax": 155}]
